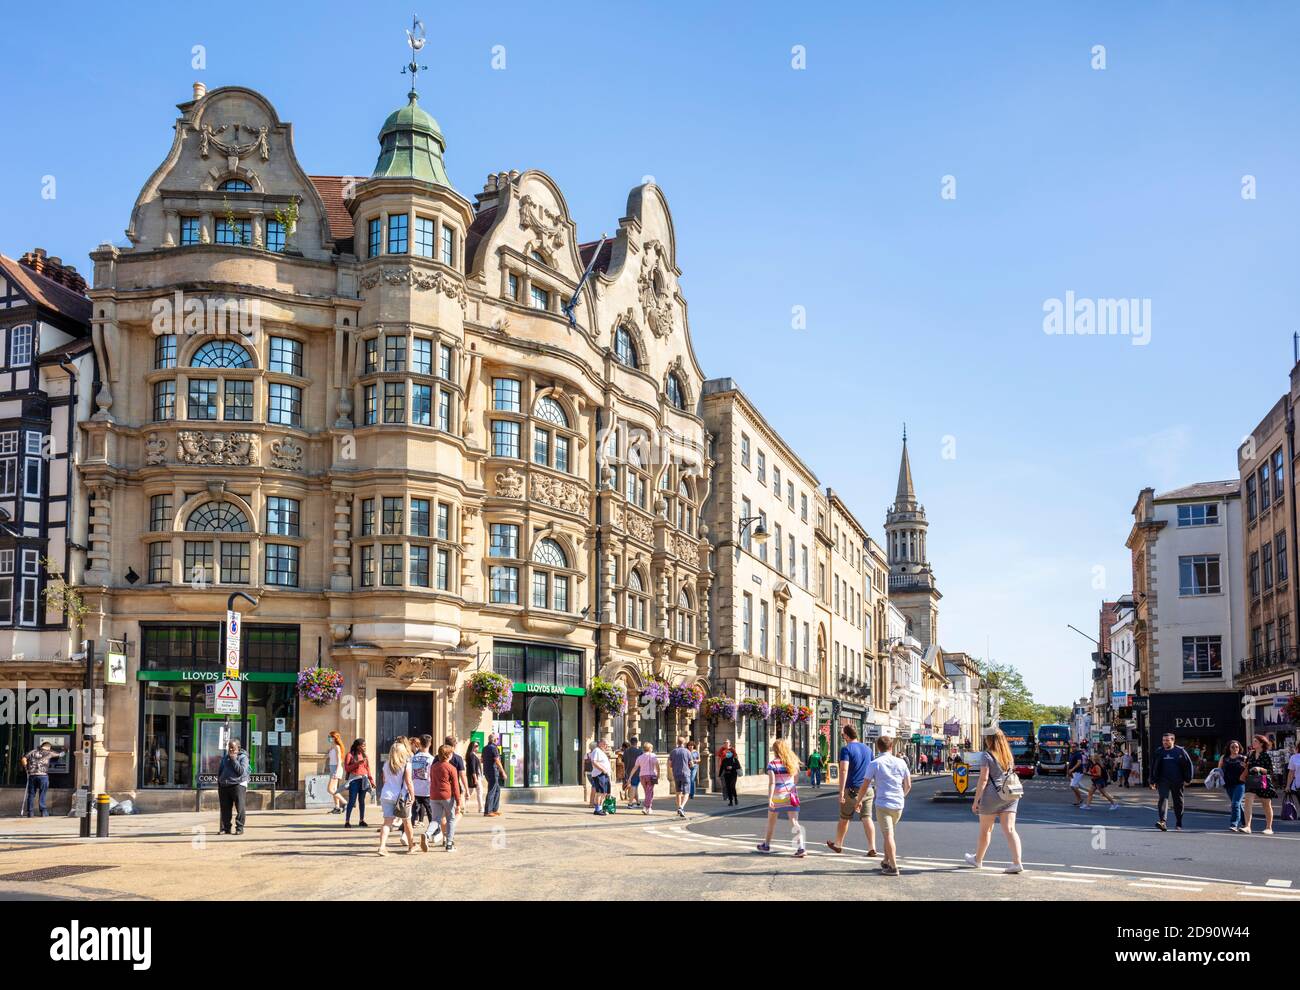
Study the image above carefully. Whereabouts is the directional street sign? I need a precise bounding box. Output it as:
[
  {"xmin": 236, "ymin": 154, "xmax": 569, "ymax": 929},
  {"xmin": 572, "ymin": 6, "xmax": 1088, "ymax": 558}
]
[
  {"xmin": 214, "ymin": 678, "xmax": 242, "ymax": 715},
  {"xmin": 225, "ymin": 609, "xmax": 242, "ymax": 680}
]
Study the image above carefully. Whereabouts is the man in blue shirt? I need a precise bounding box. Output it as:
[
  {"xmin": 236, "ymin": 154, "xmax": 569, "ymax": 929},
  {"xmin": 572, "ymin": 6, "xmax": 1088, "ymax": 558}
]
[
  {"xmin": 1149, "ymin": 732, "xmax": 1194, "ymax": 831},
  {"xmin": 825, "ymin": 725, "xmax": 877, "ymax": 856}
]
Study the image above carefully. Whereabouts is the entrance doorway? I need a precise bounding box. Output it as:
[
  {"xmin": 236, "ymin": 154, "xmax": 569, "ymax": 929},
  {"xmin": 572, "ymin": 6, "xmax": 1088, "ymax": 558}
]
[{"xmin": 376, "ymin": 690, "xmax": 433, "ymax": 759}]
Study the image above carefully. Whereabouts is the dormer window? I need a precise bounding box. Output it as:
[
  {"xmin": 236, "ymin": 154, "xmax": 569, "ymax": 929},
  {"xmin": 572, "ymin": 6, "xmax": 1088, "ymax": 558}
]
[
  {"xmin": 219, "ymin": 179, "xmax": 252, "ymax": 192},
  {"xmin": 666, "ymin": 372, "xmax": 685, "ymax": 410},
  {"xmin": 614, "ymin": 326, "xmax": 638, "ymax": 369},
  {"xmin": 180, "ymin": 216, "xmax": 202, "ymax": 246},
  {"xmin": 530, "ymin": 285, "xmax": 550, "ymax": 311},
  {"xmin": 266, "ymin": 220, "xmax": 285, "ymax": 253},
  {"xmin": 215, "ymin": 218, "xmax": 251, "ymax": 246}
]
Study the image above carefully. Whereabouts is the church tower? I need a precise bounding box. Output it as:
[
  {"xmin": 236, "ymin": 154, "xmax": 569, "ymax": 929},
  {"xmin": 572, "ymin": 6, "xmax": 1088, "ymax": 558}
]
[{"xmin": 885, "ymin": 429, "xmax": 942, "ymax": 648}]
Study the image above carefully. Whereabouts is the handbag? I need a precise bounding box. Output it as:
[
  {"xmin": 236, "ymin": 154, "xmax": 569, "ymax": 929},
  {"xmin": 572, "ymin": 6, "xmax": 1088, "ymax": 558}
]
[
  {"xmin": 393, "ymin": 790, "xmax": 413, "ymax": 819},
  {"xmin": 601, "ymin": 795, "xmax": 617, "ymax": 815},
  {"xmin": 1245, "ymin": 768, "xmax": 1269, "ymax": 795},
  {"xmin": 1283, "ymin": 796, "xmax": 1298, "ymax": 821}
]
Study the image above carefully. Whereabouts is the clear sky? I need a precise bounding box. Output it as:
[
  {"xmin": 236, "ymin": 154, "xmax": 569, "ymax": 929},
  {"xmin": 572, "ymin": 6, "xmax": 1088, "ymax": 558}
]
[{"xmin": 3, "ymin": 1, "xmax": 1296, "ymax": 705}]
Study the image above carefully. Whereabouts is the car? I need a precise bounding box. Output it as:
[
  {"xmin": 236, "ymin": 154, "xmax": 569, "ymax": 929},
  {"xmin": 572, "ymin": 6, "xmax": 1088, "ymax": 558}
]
[{"xmin": 1013, "ymin": 762, "xmax": 1036, "ymax": 780}]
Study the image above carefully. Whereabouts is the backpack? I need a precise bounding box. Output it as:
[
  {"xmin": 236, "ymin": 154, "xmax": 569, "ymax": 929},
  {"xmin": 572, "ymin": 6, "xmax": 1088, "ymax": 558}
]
[
  {"xmin": 990, "ymin": 754, "xmax": 1024, "ymax": 802},
  {"xmin": 1088, "ymin": 764, "xmax": 1101, "ymax": 779}
]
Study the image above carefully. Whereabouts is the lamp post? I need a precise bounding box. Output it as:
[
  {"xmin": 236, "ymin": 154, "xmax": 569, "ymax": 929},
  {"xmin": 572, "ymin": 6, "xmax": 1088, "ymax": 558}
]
[{"xmin": 738, "ymin": 515, "xmax": 769, "ymax": 547}]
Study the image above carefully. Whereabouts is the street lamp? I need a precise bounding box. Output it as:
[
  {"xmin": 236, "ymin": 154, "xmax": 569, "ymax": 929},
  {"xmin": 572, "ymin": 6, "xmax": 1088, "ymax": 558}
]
[{"xmin": 738, "ymin": 515, "xmax": 768, "ymax": 546}]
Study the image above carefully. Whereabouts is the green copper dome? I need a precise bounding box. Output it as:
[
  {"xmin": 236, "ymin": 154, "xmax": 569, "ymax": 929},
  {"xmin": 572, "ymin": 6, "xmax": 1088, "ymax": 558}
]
[{"xmin": 372, "ymin": 90, "xmax": 452, "ymax": 187}]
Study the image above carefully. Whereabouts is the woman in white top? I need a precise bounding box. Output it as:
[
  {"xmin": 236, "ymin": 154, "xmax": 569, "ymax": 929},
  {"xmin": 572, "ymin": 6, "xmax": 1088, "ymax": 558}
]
[
  {"xmin": 378, "ymin": 741, "xmax": 416, "ymax": 856},
  {"xmin": 326, "ymin": 730, "xmax": 346, "ymax": 813}
]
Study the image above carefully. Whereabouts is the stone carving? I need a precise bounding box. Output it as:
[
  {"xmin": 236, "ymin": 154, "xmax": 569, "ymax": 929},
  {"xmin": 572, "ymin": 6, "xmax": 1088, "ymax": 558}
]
[
  {"xmin": 530, "ymin": 472, "xmax": 589, "ymax": 516},
  {"xmin": 672, "ymin": 533, "xmax": 698, "ymax": 562},
  {"xmin": 383, "ymin": 656, "xmax": 431, "ymax": 683},
  {"xmin": 199, "ymin": 121, "xmax": 270, "ymax": 163},
  {"xmin": 360, "ymin": 267, "xmax": 468, "ymax": 309},
  {"xmin": 496, "ymin": 467, "xmax": 525, "ymax": 499},
  {"xmin": 176, "ymin": 430, "xmax": 259, "ymax": 466},
  {"xmin": 518, "ymin": 194, "xmax": 566, "ymax": 252},
  {"xmin": 619, "ymin": 507, "xmax": 653, "ymax": 544},
  {"xmin": 270, "ymin": 437, "xmax": 304, "ymax": 471},
  {"xmin": 638, "ymin": 240, "xmax": 674, "ymax": 338},
  {"xmin": 145, "ymin": 433, "xmax": 167, "ymax": 466}
]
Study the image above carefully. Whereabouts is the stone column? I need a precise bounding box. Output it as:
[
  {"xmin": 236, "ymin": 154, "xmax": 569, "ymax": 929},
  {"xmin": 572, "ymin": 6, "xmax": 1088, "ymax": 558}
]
[
  {"xmin": 331, "ymin": 491, "xmax": 353, "ymax": 591},
  {"xmin": 84, "ymin": 484, "xmax": 113, "ymax": 585}
]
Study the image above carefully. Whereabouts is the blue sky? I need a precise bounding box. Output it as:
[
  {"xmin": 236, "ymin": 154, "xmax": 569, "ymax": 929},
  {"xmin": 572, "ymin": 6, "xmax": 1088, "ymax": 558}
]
[{"xmin": 3, "ymin": 1, "xmax": 1296, "ymax": 704}]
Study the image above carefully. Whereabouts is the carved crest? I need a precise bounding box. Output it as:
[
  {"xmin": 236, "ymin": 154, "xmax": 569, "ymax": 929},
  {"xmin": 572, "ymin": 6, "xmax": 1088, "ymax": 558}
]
[
  {"xmin": 383, "ymin": 656, "xmax": 432, "ymax": 683},
  {"xmin": 198, "ymin": 122, "xmax": 270, "ymax": 163},
  {"xmin": 145, "ymin": 433, "xmax": 167, "ymax": 466},
  {"xmin": 638, "ymin": 240, "xmax": 675, "ymax": 338},
  {"xmin": 176, "ymin": 431, "xmax": 259, "ymax": 466},
  {"xmin": 269, "ymin": 437, "xmax": 304, "ymax": 471},
  {"xmin": 496, "ymin": 468, "xmax": 525, "ymax": 499},
  {"xmin": 518, "ymin": 194, "xmax": 566, "ymax": 252}
]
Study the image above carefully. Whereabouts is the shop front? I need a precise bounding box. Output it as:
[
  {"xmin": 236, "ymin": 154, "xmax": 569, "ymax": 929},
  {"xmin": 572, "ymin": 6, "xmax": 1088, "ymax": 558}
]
[
  {"xmin": 137, "ymin": 622, "xmax": 300, "ymax": 794},
  {"xmin": 482, "ymin": 640, "xmax": 585, "ymax": 789},
  {"xmin": 1147, "ymin": 691, "xmax": 1245, "ymax": 781},
  {"xmin": 1242, "ymin": 669, "xmax": 1298, "ymax": 755}
]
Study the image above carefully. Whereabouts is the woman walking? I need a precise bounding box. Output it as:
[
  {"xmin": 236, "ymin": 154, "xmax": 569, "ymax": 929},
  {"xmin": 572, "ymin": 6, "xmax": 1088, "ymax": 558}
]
[
  {"xmin": 377, "ymin": 741, "xmax": 416, "ymax": 856},
  {"xmin": 756, "ymin": 738, "xmax": 805, "ymax": 857},
  {"xmin": 1242, "ymin": 735, "xmax": 1277, "ymax": 835},
  {"xmin": 464, "ymin": 740, "xmax": 484, "ymax": 814},
  {"xmin": 633, "ymin": 741, "xmax": 660, "ymax": 815},
  {"xmin": 1083, "ymin": 754, "xmax": 1119, "ymax": 810},
  {"xmin": 688, "ymin": 740, "xmax": 700, "ymax": 799},
  {"xmin": 326, "ymin": 730, "xmax": 347, "ymax": 814},
  {"xmin": 719, "ymin": 744, "xmax": 742, "ymax": 806},
  {"xmin": 1219, "ymin": 740, "xmax": 1248, "ymax": 832},
  {"xmin": 963, "ymin": 728, "xmax": 1025, "ymax": 874},
  {"xmin": 343, "ymin": 738, "xmax": 375, "ymax": 828}
]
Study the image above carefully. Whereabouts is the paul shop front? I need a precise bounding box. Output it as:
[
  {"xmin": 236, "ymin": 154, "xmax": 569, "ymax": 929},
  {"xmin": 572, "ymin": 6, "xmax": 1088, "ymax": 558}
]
[{"xmin": 1147, "ymin": 691, "xmax": 1245, "ymax": 781}]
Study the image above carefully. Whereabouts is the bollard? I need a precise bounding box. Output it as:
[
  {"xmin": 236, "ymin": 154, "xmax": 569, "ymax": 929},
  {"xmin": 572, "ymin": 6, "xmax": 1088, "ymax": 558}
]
[{"xmin": 95, "ymin": 793, "xmax": 110, "ymax": 837}]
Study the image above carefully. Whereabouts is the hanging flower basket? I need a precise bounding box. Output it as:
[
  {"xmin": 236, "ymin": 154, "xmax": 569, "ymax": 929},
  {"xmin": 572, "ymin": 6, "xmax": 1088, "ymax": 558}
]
[
  {"xmin": 737, "ymin": 697, "xmax": 771, "ymax": 721},
  {"xmin": 701, "ymin": 696, "xmax": 737, "ymax": 722},
  {"xmin": 639, "ymin": 681, "xmax": 670, "ymax": 710},
  {"xmin": 590, "ymin": 676, "xmax": 627, "ymax": 716},
  {"xmin": 296, "ymin": 666, "xmax": 344, "ymax": 707},
  {"xmin": 668, "ymin": 682, "xmax": 705, "ymax": 711},
  {"xmin": 468, "ymin": 671, "xmax": 514, "ymax": 714},
  {"xmin": 1284, "ymin": 693, "xmax": 1300, "ymax": 725},
  {"xmin": 771, "ymin": 702, "xmax": 798, "ymax": 724},
  {"xmin": 795, "ymin": 705, "xmax": 813, "ymax": 725}
]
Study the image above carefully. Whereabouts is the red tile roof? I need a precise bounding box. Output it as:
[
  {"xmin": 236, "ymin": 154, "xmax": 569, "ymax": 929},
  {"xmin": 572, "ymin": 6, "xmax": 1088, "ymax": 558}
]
[
  {"xmin": 308, "ymin": 176, "xmax": 355, "ymax": 241},
  {"xmin": 0, "ymin": 254, "xmax": 91, "ymax": 325},
  {"xmin": 579, "ymin": 238, "xmax": 612, "ymax": 274}
]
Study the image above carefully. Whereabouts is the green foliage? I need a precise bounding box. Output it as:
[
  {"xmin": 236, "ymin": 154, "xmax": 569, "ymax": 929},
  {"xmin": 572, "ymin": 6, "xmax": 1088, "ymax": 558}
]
[{"xmin": 976, "ymin": 658, "xmax": 1069, "ymax": 730}]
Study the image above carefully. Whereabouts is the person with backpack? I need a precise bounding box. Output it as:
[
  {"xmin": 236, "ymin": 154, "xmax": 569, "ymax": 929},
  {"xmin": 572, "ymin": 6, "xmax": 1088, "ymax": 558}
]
[
  {"xmin": 589, "ymin": 739, "xmax": 613, "ymax": 816},
  {"xmin": 859, "ymin": 736, "xmax": 911, "ymax": 876},
  {"xmin": 755, "ymin": 737, "xmax": 805, "ymax": 858},
  {"xmin": 963, "ymin": 727, "xmax": 1025, "ymax": 874},
  {"xmin": 1149, "ymin": 732, "xmax": 1194, "ymax": 831},
  {"xmin": 1241, "ymin": 734, "xmax": 1277, "ymax": 835},
  {"xmin": 1083, "ymin": 754, "xmax": 1119, "ymax": 811},
  {"xmin": 409, "ymin": 736, "xmax": 443, "ymax": 850}
]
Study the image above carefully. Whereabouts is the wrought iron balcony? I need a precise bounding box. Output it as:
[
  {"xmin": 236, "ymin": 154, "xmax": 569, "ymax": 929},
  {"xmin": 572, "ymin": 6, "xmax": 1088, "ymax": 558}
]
[{"xmin": 1238, "ymin": 648, "xmax": 1299, "ymax": 678}]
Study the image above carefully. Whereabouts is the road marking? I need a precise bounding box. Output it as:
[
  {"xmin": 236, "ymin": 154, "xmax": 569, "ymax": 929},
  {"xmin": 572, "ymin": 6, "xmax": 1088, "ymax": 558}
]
[
  {"xmin": 1070, "ymin": 864, "xmax": 1250, "ymax": 887},
  {"xmin": 1266, "ymin": 878, "xmax": 1293, "ymax": 888},
  {"xmin": 1029, "ymin": 875, "xmax": 1096, "ymax": 883},
  {"xmin": 1136, "ymin": 876, "xmax": 1202, "ymax": 887},
  {"xmin": 1240, "ymin": 889, "xmax": 1300, "ymax": 899},
  {"xmin": 1129, "ymin": 882, "xmax": 1203, "ymax": 892}
]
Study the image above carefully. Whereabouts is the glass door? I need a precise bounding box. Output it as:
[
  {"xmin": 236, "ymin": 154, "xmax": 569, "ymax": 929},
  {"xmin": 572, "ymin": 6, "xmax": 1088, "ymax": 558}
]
[{"xmin": 194, "ymin": 715, "xmax": 249, "ymax": 786}]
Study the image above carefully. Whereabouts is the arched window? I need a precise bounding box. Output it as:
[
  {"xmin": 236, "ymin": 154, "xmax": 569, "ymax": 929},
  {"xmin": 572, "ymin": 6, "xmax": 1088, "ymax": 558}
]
[
  {"xmin": 625, "ymin": 570, "xmax": 648, "ymax": 631},
  {"xmin": 219, "ymin": 179, "xmax": 253, "ymax": 192},
  {"xmin": 530, "ymin": 538, "xmax": 570, "ymax": 611},
  {"xmin": 185, "ymin": 502, "xmax": 251, "ymax": 533},
  {"xmin": 676, "ymin": 588, "xmax": 694, "ymax": 644},
  {"xmin": 623, "ymin": 432, "xmax": 648, "ymax": 510},
  {"xmin": 533, "ymin": 395, "xmax": 568, "ymax": 427},
  {"xmin": 675, "ymin": 478, "xmax": 694, "ymax": 533},
  {"xmin": 614, "ymin": 326, "xmax": 638, "ymax": 369},
  {"xmin": 192, "ymin": 340, "xmax": 254, "ymax": 369},
  {"xmin": 529, "ymin": 392, "xmax": 576, "ymax": 474},
  {"xmin": 666, "ymin": 372, "xmax": 686, "ymax": 410}
]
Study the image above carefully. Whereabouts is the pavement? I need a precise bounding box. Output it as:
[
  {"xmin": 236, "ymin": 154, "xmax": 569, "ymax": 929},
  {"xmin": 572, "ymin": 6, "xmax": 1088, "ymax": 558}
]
[{"xmin": 0, "ymin": 773, "xmax": 1295, "ymax": 901}]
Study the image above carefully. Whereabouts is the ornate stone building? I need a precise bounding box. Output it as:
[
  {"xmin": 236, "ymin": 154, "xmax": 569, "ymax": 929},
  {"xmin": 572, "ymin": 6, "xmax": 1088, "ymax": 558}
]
[
  {"xmin": 885, "ymin": 433, "xmax": 941, "ymax": 649},
  {"xmin": 79, "ymin": 78, "xmax": 709, "ymax": 806}
]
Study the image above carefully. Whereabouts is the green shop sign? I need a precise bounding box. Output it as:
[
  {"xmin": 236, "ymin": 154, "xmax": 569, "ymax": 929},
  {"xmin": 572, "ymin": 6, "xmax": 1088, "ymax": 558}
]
[
  {"xmin": 511, "ymin": 682, "xmax": 586, "ymax": 697},
  {"xmin": 136, "ymin": 670, "xmax": 299, "ymax": 684}
]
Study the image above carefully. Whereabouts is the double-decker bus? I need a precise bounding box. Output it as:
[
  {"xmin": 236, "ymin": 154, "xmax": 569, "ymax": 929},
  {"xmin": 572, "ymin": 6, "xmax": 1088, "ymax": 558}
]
[
  {"xmin": 1036, "ymin": 723, "xmax": 1071, "ymax": 775},
  {"xmin": 998, "ymin": 719, "xmax": 1037, "ymax": 779}
]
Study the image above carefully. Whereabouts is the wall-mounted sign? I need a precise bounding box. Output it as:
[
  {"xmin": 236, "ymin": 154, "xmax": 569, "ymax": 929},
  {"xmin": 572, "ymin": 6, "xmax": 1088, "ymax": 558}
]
[
  {"xmin": 214, "ymin": 679, "xmax": 241, "ymax": 715},
  {"xmin": 106, "ymin": 649, "xmax": 127, "ymax": 685},
  {"xmin": 510, "ymin": 683, "xmax": 586, "ymax": 697}
]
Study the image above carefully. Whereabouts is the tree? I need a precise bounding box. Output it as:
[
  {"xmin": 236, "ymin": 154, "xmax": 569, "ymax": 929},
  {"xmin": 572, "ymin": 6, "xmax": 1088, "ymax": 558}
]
[{"xmin": 976, "ymin": 659, "xmax": 1070, "ymax": 729}]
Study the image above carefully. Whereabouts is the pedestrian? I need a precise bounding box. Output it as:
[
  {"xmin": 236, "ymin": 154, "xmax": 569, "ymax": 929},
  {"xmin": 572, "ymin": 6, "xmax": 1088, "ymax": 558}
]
[
  {"xmin": 1149, "ymin": 732, "xmax": 1194, "ymax": 831},
  {"xmin": 428, "ymin": 744, "xmax": 463, "ymax": 851},
  {"xmin": 1286, "ymin": 743, "xmax": 1300, "ymax": 811},
  {"xmin": 1120, "ymin": 748, "xmax": 1134, "ymax": 789},
  {"xmin": 807, "ymin": 748, "xmax": 824, "ymax": 789},
  {"xmin": 719, "ymin": 744, "xmax": 742, "ymax": 806},
  {"xmin": 409, "ymin": 735, "xmax": 443, "ymax": 851},
  {"xmin": 1083, "ymin": 754, "xmax": 1119, "ymax": 811},
  {"xmin": 688, "ymin": 740, "xmax": 700, "ymax": 799},
  {"xmin": 19, "ymin": 740, "xmax": 60, "ymax": 817},
  {"xmin": 444, "ymin": 736, "xmax": 468, "ymax": 805},
  {"xmin": 482, "ymin": 733, "xmax": 505, "ymax": 817},
  {"xmin": 825, "ymin": 725, "xmax": 877, "ymax": 858},
  {"xmin": 623, "ymin": 736, "xmax": 641, "ymax": 808},
  {"xmin": 464, "ymin": 739, "xmax": 484, "ymax": 814},
  {"xmin": 919, "ymin": 752, "xmax": 929, "ymax": 775},
  {"xmin": 670, "ymin": 737, "xmax": 693, "ymax": 818},
  {"xmin": 217, "ymin": 739, "xmax": 250, "ymax": 836},
  {"xmin": 589, "ymin": 739, "xmax": 613, "ymax": 816},
  {"xmin": 860, "ymin": 736, "xmax": 911, "ymax": 876},
  {"xmin": 326, "ymin": 730, "xmax": 347, "ymax": 814},
  {"xmin": 377, "ymin": 740, "xmax": 416, "ymax": 856},
  {"xmin": 964, "ymin": 727, "xmax": 1025, "ymax": 874},
  {"xmin": 343, "ymin": 738, "xmax": 375, "ymax": 828},
  {"xmin": 614, "ymin": 745, "xmax": 626, "ymax": 804},
  {"xmin": 755, "ymin": 737, "xmax": 805, "ymax": 857},
  {"xmin": 1219, "ymin": 740, "xmax": 1247, "ymax": 832},
  {"xmin": 634, "ymin": 741, "xmax": 660, "ymax": 815},
  {"xmin": 1242, "ymin": 734, "xmax": 1278, "ymax": 835},
  {"xmin": 1067, "ymin": 743, "xmax": 1090, "ymax": 807}
]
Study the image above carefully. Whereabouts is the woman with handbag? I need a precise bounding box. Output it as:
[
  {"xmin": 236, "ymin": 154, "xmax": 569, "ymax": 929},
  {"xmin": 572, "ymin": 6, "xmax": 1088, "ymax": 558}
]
[
  {"xmin": 1241, "ymin": 735, "xmax": 1277, "ymax": 835},
  {"xmin": 963, "ymin": 727, "xmax": 1025, "ymax": 874},
  {"xmin": 1219, "ymin": 740, "xmax": 1248, "ymax": 832},
  {"xmin": 378, "ymin": 741, "xmax": 416, "ymax": 855},
  {"xmin": 343, "ymin": 738, "xmax": 375, "ymax": 828},
  {"xmin": 325, "ymin": 730, "xmax": 347, "ymax": 814}
]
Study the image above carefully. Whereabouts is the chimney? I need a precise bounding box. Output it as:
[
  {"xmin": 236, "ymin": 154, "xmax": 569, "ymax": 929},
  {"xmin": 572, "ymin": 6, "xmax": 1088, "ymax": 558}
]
[
  {"xmin": 193, "ymin": 81, "xmax": 207, "ymax": 100},
  {"xmin": 17, "ymin": 249, "xmax": 89, "ymax": 296}
]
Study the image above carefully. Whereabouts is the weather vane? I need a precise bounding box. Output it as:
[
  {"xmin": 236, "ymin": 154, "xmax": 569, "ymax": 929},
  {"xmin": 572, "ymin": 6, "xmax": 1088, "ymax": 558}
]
[{"xmin": 402, "ymin": 15, "xmax": 428, "ymax": 96}]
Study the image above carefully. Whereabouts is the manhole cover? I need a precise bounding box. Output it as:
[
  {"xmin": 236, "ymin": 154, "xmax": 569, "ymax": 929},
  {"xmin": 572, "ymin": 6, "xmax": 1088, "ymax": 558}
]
[{"xmin": 0, "ymin": 864, "xmax": 117, "ymax": 882}]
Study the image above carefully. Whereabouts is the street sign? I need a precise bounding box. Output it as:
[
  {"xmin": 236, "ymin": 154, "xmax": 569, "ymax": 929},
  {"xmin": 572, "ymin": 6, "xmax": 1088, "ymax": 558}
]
[
  {"xmin": 224, "ymin": 609, "xmax": 241, "ymax": 679},
  {"xmin": 106, "ymin": 649, "xmax": 127, "ymax": 685},
  {"xmin": 953, "ymin": 763, "xmax": 970, "ymax": 794},
  {"xmin": 214, "ymin": 678, "xmax": 241, "ymax": 715}
]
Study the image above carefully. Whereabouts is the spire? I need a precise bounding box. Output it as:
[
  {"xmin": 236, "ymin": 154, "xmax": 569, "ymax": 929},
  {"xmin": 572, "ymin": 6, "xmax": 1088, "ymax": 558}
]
[
  {"xmin": 896, "ymin": 431, "xmax": 916, "ymax": 505},
  {"xmin": 372, "ymin": 16, "xmax": 453, "ymax": 187}
]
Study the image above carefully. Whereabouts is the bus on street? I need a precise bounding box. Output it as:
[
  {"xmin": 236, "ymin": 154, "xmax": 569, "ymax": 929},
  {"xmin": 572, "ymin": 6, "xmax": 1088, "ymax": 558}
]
[{"xmin": 1036, "ymin": 723, "xmax": 1071, "ymax": 774}]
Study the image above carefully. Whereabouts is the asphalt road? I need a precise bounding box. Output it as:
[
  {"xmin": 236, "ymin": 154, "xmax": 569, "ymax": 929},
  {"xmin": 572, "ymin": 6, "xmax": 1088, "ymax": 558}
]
[{"xmin": 684, "ymin": 774, "xmax": 1300, "ymax": 896}]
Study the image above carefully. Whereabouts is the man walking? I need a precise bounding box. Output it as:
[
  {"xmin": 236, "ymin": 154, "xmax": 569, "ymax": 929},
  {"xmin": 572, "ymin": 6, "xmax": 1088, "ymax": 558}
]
[
  {"xmin": 482, "ymin": 733, "xmax": 506, "ymax": 817},
  {"xmin": 410, "ymin": 736, "xmax": 442, "ymax": 850},
  {"xmin": 670, "ymin": 737, "xmax": 693, "ymax": 818},
  {"xmin": 1149, "ymin": 732, "xmax": 1194, "ymax": 831},
  {"xmin": 1066, "ymin": 742, "xmax": 1090, "ymax": 807},
  {"xmin": 825, "ymin": 725, "xmax": 877, "ymax": 857},
  {"xmin": 861, "ymin": 736, "xmax": 912, "ymax": 876},
  {"xmin": 445, "ymin": 735, "xmax": 468, "ymax": 804},
  {"xmin": 622, "ymin": 736, "xmax": 641, "ymax": 808},
  {"xmin": 20, "ymin": 740, "xmax": 60, "ymax": 817},
  {"xmin": 589, "ymin": 739, "xmax": 613, "ymax": 815}
]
